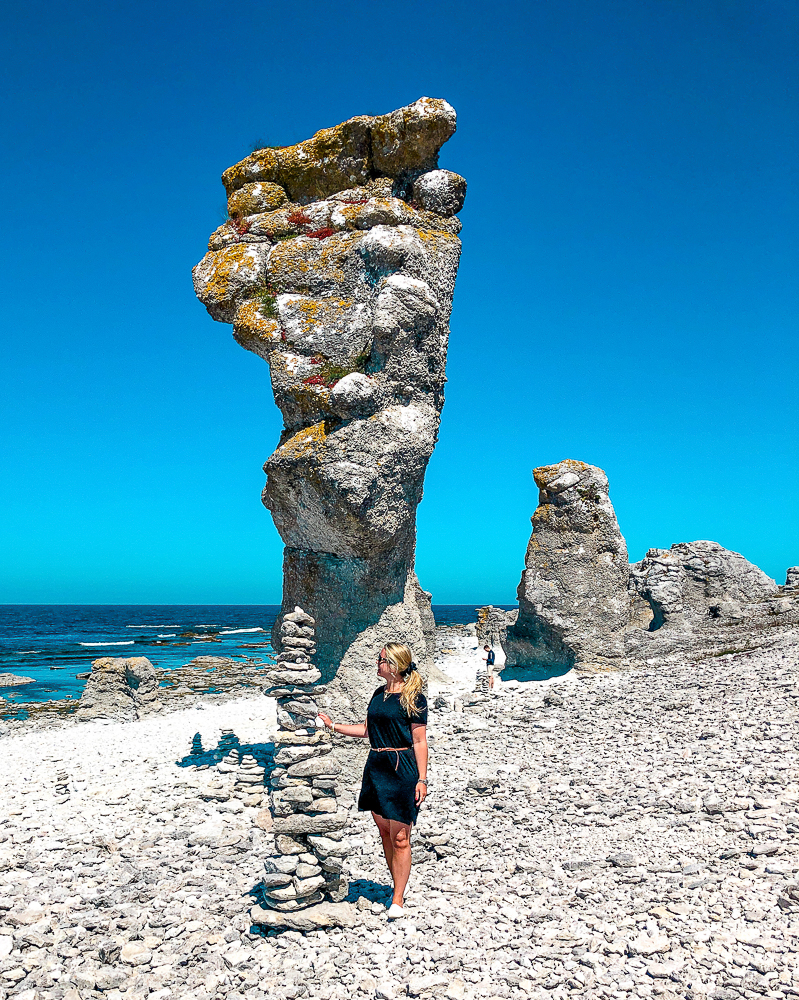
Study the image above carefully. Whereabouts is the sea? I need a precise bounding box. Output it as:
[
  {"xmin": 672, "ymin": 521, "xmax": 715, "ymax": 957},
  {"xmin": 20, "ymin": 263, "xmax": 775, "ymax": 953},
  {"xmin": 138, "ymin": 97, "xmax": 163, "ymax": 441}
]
[{"xmin": 0, "ymin": 604, "xmax": 503, "ymax": 706}]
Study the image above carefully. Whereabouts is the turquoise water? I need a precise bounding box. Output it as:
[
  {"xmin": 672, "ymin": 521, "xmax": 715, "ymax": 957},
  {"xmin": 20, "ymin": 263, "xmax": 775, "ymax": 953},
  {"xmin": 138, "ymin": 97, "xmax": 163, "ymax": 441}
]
[{"xmin": 0, "ymin": 604, "xmax": 493, "ymax": 705}]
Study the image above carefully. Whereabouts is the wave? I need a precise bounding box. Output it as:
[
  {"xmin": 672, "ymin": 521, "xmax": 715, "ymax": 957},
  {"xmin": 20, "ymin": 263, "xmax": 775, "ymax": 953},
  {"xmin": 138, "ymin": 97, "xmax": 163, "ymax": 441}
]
[
  {"xmin": 16, "ymin": 650, "xmax": 41, "ymax": 654},
  {"xmin": 127, "ymin": 625, "xmax": 181, "ymax": 628},
  {"xmin": 219, "ymin": 628, "xmax": 264, "ymax": 635},
  {"xmin": 79, "ymin": 641, "xmax": 136, "ymax": 647},
  {"xmin": 157, "ymin": 634, "xmax": 177, "ymax": 638}
]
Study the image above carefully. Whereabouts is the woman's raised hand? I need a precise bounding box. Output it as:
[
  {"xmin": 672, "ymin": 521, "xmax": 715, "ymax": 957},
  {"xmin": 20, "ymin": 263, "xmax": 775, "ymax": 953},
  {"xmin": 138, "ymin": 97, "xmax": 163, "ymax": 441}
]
[{"xmin": 317, "ymin": 713, "xmax": 334, "ymax": 730}]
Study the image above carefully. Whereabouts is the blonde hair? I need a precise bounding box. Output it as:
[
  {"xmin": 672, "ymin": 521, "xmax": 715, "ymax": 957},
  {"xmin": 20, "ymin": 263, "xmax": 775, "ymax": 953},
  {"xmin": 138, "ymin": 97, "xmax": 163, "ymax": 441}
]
[{"xmin": 383, "ymin": 642, "xmax": 424, "ymax": 718}]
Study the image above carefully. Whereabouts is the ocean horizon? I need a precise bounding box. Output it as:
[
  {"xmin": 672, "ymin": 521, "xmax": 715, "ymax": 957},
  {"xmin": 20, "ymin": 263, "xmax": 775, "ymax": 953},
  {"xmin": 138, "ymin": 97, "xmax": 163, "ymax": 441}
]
[{"xmin": 0, "ymin": 603, "xmax": 514, "ymax": 706}]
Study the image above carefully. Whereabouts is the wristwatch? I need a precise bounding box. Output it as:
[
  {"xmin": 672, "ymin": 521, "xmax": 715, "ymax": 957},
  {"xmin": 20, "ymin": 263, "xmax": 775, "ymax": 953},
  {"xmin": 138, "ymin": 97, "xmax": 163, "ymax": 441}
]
[{"xmin": 418, "ymin": 778, "xmax": 428, "ymax": 785}]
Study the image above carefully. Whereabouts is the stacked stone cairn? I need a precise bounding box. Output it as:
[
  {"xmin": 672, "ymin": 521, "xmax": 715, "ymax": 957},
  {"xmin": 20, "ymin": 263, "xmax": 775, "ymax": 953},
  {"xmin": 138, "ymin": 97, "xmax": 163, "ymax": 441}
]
[
  {"xmin": 55, "ymin": 770, "xmax": 69, "ymax": 805},
  {"xmin": 260, "ymin": 607, "xmax": 350, "ymax": 913},
  {"xmin": 234, "ymin": 753, "xmax": 266, "ymax": 807}
]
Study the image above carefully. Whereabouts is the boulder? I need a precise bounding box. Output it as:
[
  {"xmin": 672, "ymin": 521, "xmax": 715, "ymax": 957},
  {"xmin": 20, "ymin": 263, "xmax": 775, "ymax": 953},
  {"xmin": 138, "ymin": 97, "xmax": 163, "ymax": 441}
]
[
  {"xmin": 76, "ymin": 657, "xmax": 162, "ymax": 721},
  {"xmin": 504, "ymin": 461, "xmax": 631, "ymax": 671},
  {"xmin": 194, "ymin": 98, "xmax": 465, "ymax": 717},
  {"xmin": 629, "ymin": 540, "xmax": 778, "ymax": 630},
  {"xmin": 250, "ymin": 900, "xmax": 359, "ymax": 931},
  {"xmin": 626, "ymin": 540, "xmax": 796, "ymax": 658}
]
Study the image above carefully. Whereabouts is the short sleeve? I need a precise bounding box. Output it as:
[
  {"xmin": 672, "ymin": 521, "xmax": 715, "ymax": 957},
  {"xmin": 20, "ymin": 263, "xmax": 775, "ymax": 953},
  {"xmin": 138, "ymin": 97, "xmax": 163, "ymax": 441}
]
[{"xmin": 411, "ymin": 693, "xmax": 428, "ymax": 725}]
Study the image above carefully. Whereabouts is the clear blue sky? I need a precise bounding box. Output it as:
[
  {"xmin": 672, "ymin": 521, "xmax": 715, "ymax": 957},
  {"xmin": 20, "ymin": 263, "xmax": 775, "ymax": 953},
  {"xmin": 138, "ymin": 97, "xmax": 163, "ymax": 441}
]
[{"xmin": 1, "ymin": 0, "xmax": 796, "ymax": 604}]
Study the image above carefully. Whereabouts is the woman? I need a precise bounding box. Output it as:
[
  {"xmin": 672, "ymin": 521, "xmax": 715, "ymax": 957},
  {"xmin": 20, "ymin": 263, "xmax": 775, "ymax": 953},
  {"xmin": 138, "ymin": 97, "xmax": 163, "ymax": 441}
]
[{"xmin": 318, "ymin": 642, "xmax": 428, "ymax": 919}]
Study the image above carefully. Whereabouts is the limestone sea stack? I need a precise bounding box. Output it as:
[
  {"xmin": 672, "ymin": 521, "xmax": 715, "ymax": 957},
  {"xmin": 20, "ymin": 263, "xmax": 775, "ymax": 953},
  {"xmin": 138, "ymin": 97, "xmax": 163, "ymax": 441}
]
[
  {"xmin": 193, "ymin": 98, "xmax": 465, "ymax": 715},
  {"xmin": 504, "ymin": 460, "xmax": 631, "ymax": 671},
  {"xmin": 76, "ymin": 656, "xmax": 162, "ymax": 721}
]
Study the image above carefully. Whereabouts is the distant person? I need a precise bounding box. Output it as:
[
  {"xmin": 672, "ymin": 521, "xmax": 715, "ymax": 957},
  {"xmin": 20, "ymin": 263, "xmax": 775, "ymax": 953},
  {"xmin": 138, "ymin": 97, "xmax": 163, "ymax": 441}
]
[
  {"xmin": 482, "ymin": 644, "xmax": 496, "ymax": 690},
  {"xmin": 318, "ymin": 642, "xmax": 428, "ymax": 920}
]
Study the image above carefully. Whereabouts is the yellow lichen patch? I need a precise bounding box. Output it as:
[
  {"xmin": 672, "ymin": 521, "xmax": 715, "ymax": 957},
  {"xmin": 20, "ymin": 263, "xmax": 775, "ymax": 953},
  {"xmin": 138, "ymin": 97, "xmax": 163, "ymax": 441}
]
[
  {"xmin": 268, "ymin": 231, "xmax": 363, "ymax": 292},
  {"xmin": 195, "ymin": 243, "xmax": 266, "ymax": 306},
  {"xmin": 232, "ymin": 301, "xmax": 281, "ymax": 359},
  {"xmin": 228, "ymin": 182, "xmax": 287, "ymax": 218},
  {"xmin": 273, "ymin": 421, "xmax": 328, "ymax": 462},
  {"xmin": 292, "ymin": 297, "xmax": 351, "ymax": 337}
]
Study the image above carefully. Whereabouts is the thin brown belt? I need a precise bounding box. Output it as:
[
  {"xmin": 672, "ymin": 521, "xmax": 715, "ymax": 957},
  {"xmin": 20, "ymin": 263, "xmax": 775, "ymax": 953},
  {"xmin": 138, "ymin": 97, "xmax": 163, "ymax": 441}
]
[{"xmin": 371, "ymin": 746, "xmax": 413, "ymax": 771}]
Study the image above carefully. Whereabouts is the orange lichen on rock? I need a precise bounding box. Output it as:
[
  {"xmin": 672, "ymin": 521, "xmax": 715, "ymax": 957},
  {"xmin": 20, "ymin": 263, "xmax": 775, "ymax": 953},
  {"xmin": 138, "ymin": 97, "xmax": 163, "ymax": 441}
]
[
  {"xmin": 232, "ymin": 300, "xmax": 282, "ymax": 361},
  {"xmin": 228, "ymin": 181, "xmax": 288, "ymax": 218},
  {"xmin": 222, "ymin": 98, "xmax": 456, "ymax": 204}
]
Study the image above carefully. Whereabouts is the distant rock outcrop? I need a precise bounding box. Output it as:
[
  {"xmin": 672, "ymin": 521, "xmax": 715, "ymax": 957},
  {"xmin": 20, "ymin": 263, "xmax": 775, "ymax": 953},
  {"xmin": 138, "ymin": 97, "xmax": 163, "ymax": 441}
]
[
  {"xmin": 629, "ymin": 541, "xmax": 778, "ymax": 630},
  {"xmin": 76, "ymin": 657, "xmax": 162, "ymax": 721},
  {"xmin": 627, "ymin": 541, "xmax": 797, "ymax": 659},
  {"xmin": 504, "ymin": 462, "xmax": 798, "ymax": 671},
  {"xmin": 504, "ymin": 461, "xmax": 631, "ymax": 671},
  {"xmin": 193, "ymin": 98, "xmax": 465, "ymax": 716},
  {"xmin": 475, "ymin": 606, "xmax": 518, "ymax": 650}
]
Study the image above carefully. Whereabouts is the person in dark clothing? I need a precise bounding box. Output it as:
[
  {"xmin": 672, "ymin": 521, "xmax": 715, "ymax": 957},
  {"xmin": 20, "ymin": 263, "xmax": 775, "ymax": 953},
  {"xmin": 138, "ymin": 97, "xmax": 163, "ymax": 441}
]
[
  {"xmin": 482, "ymin": 644, "xmax": 496, "ymax": 689},
  {"xmin": 318, "ymin": 643, "xmax": 428, "ymax": 920}
]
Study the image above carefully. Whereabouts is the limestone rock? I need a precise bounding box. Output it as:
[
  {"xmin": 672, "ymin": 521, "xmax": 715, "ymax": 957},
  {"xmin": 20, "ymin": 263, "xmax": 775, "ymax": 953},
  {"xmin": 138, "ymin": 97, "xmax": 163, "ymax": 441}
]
[
  {"xmin": 629, "ymin": 540, "xmax": 777, "ymax": 629},
  {"xmin": 504, "ymin": 461, "xmax": 631, "ymax": 671},
  {"xmin": 412, "ymin": 169, "xmax": 467, "ymax": 216},
  {"xmin": 475, "ymin": 606, "xmax": 518, "ymax": 650},
  {"xmin": 227, "ymin": 181, "xmax": 287, "ymax": 218},
  {"xmin": 76, "ymin": 657, "xmax": 162, "ymax": 721},
  {"xmin": 783, "ymin": 566, "xmax": 799, "ymax": 589},
  {"xmin": 0, "ymin": 674, "xmax": 34, "ymax": 687},
  {"xmin": 250, "ymin": 900, "xmax": 359, "ymax": 931},
  {"xmin": 626, "ymin": 540, "xmax": 796, "ymax": 659},
  {"xmin": 194, "ymin": 99, "xmax": 465, "ymax": 716}
]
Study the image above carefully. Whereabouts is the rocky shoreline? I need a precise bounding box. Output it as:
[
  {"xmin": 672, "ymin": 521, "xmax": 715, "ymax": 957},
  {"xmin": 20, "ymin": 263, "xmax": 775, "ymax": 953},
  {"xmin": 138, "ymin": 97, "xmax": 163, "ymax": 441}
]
[{"xmin": 1, "ymin": 628, "xmax": 797, "ymax": 999}]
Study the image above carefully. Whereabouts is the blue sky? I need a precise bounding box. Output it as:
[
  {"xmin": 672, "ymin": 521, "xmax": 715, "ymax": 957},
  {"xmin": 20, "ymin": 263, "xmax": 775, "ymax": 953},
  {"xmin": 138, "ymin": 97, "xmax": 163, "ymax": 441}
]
[{"xmin": 1, "ymin": 0, "xmax": 796, "ymax": 604}]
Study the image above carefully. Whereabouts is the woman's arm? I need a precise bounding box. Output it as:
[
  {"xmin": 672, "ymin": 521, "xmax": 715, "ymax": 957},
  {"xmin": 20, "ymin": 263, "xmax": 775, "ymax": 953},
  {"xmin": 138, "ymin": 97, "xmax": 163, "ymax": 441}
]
[
  {"xmin": 317, "ymin": 714, "xmax": 368, "ymax": 739},
  {"xmin": 411, "ymin": 723, "xmax": 428, "ymax": 804}
]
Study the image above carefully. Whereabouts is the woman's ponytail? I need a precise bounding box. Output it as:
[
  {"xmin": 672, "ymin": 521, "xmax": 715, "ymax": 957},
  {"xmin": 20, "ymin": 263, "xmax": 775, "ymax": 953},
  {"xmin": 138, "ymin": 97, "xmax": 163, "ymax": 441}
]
[{"xmin": 383, "ymin": 642, "xmax": 425, "ymax": 717}]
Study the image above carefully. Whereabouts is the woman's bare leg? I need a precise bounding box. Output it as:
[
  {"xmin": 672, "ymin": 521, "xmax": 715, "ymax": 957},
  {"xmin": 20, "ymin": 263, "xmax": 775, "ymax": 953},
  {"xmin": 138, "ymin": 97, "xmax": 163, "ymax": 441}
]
[
  {"xmin": 388, "ymin": 820, "xmax": 412, "ymax": 906},
  {"xmin": 372, "ymin": 812, "xmax": 394, "ymax": 879}
]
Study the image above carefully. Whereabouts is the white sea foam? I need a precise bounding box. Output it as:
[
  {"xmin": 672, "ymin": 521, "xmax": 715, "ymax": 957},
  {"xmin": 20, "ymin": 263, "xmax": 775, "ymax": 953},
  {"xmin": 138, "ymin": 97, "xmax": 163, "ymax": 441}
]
[
  {"xmin": 16, "ymin": 651, "xmax": 41, "ymax": 654},
  {"xmin": 79, "ymin": 641, "xmax": 136, "ymax": 647},
  {"xmin": 157, "ymin": 634, "xmax": 177, "ymax": 638},
  {"xmin": 219, "ymin": 628, "xmax": 264, "ymax": 635}
]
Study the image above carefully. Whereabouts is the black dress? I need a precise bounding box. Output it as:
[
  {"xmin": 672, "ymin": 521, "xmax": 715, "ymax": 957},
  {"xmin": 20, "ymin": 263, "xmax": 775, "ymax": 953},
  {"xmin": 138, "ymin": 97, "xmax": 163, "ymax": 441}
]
[{"xmin": 357, "ymin": 687, "xmax": 428, "ymax": 825}]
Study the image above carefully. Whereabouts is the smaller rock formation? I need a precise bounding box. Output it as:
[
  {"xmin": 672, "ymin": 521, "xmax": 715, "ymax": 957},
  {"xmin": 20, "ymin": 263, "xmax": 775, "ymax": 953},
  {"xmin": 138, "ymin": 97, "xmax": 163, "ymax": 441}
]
[
  {"xmin": 504, "ymin": 461, "xmax": 631, "ymax": 671},
  {"xmin": 784, "ymin": 567, "xmax": 799, "ymax": 590},
  {"xmin": 627, "ymin": 541, "xmax": 797, "ymax": 658},
  {"xmin": 629, "ymin": 541, "xmax": 778, "ymax": 630},
  {"xmin": 0, "ymin": 673, "xmax": 35, "ymax": 687},
  {"xmin": 475, "ymin": 606, "xmax": 518, "ymax": 650},
  {"xmin": 76, "ymin": 657, "xmax": 162, "ymax": 721},
  {"xmin": 254, "ymin": 608, "xmax": 352, "ymax": 927}
]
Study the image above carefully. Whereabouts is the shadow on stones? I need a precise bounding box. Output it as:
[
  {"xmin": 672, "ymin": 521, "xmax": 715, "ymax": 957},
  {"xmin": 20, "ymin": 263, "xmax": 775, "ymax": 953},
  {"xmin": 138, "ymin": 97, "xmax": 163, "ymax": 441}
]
[
  {"xmin": 500, "ymin": 662, "xmax": 574, "ymax": 683},
  {"xmin": 175, "ymin": 731, "xmax": 276, "ymax": 770},
  {"xmin": 244, "ymin": 877, "xmax": 392, "ymax": 937}
]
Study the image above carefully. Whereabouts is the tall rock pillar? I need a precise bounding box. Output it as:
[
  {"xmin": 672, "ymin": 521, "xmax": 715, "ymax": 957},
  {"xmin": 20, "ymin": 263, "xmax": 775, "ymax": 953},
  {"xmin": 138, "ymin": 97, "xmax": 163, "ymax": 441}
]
[
  {"xmin": 193, "ymin": 99, "xmax": 465, "ymax": 714},
  {"xmin": 504, "ymin": 460, "xmax": 631, "ymax": 671}
]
